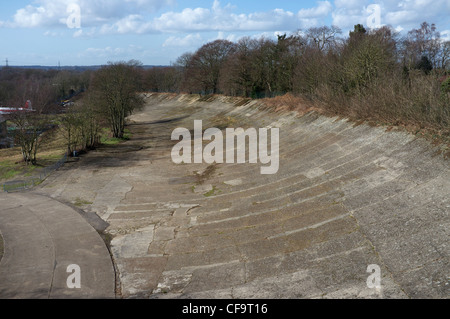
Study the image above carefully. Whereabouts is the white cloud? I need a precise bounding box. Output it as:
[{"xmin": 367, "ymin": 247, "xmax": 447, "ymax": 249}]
[
  {"xmin": 214, "ymin": 31, "xmax": 242, "ymax": 43},
  {"xmin": 395, "ymin": 25, "xmax": 404, "ymax": 33},
  {"xmin": 2, "ymin": 0, "xmax": 449, "ymax": 40},
  {"xmin": 383, "ymin": 0, "xmax": 450, "ymax": 28},
  {"xmin": 441, "ymin": 30, "xmax": 450, "ymax": 42},
  {"xmin": 297, "ymin": 1, "xmax": 333, "ymax": 29},
  {"xmin": 113, "ymin": 15, "xmax": 149, "ymax": 34},
  {"xmin": 152, "ymin": 4, "xmax": 226, "ymax": 32},
  {"xmin": 13, "ymin": 4, "xmax": 50, "ymax": 28},
  {"xmin": 385, "ymin": 10, "xmax": 419, "ymax": 26},
  {"xmin": 150, "ymin": 1, "xmax": 332, "ymax": 33},
  {"xmin": 5, "ymin": 0, "xmax": 335, "ymax": 35},
  {"xmin": 334, "ymin": 0, "xmax": 369, "ymax": 9},
  {"xmin": 6, "ymin": 0, "xmax": 174, "ymax": 28},
  {"xmin": 163, "ymin": 33, "xmax": 202, "ymax": 47},
  {"xmin": 44, "ymin": 30, "xmax": 65, "ymax": 37},
  {"xmin": 73, "ymin": 29, "xmax": 83, "ymax": 37},
  {"xmin": 80, "ymin": 44, "xmax": 144, "ymax": 61},
  {"xmin": 298, "ymin": 1, "xmax": 333, "ymax": 18},
  {"xmin": 331, "ymin": 0, "xmax": 450, "ymax": 33},
  {"xmin": 332, "ymin": 1, "xmax": 371, "ymax": 29}
]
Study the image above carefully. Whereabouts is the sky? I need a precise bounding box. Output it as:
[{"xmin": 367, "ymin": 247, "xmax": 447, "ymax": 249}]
[{"xmin": 0, "ymin": 0, "xmax": 449, "ymax": 66}]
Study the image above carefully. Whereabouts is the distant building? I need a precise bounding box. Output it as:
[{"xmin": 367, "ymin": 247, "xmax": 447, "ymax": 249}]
[{"xmin": 0, "ymin": 100, "xmax": 33, "ymax": 115}]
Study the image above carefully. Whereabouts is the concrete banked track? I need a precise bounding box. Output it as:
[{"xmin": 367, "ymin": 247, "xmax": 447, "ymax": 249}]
[{"xmin": 40, "ymin": 93, "xmax": 449, "ymax": 299}]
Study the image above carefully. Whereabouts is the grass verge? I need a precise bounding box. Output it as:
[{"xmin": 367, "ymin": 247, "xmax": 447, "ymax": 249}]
[
  {"xmin": 0, "ymin": 125, "xmax": 67, "ymax": 184},
  {"xmin": 100, "ymin": 128, "xmax": 132, "ymax": 146}
]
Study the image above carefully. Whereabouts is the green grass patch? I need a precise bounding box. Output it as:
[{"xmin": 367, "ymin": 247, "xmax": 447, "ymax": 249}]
[
  {"xmin": 0, "ymin": 152, "xmax": 66, "ymax": 185},
  {"xmin": 100, "ymin": 136, "xmax": 123, "ymax": 145},
  {"xmin": 123, "ymin": 128, "xmax": 132, "ymax": 140},
  {"xmin": 41, "ymin": 153, "xmax": 66, "ymax": 161},
  {"xmin": 0, "ymin": 160, "xmax": 21, "ymax": 181},
  {"xmin": 24, "ymin": 168, "xmax": 38, "ymax": 177},
  {"xmin": 1, "ymin": 168, "xmax": 20, "ymax": 180},
  {"xmin": 0, "ymin": 120, "xmax": 67, "ymax": 185},
  {"xmin": 100, "ymin": 127, "xmax": 132, "ymax": 145},
  {"xmin": 204, "ymin": 186, "xmax": 221, "ymax": 197},
  {"xmin": 73, "ymin": 197, "xmax": 93, "ymax": 207},
  {"xmin": 2, "ymin": 179, "xmax": 42, "ymax": 192}
]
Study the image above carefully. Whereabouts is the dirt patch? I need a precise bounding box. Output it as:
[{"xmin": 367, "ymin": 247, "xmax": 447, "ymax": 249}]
[
  {"xmin": 169, "ymin": 176, "xmax": 198, "ymax": 185},
  {"xmin": 260, "ymin": 93, "xmax": 318, "ymax": 115},
  {"xmin": 194, "ymin": 164, "xmax": 218, "ymax": 185},
  {"xmin": 98, "ymin": 145, "xmax": 144, "ymax": 154},
  {"xmin": 207, "ymin": 114, "xmax": 239, "ymax": 130}
]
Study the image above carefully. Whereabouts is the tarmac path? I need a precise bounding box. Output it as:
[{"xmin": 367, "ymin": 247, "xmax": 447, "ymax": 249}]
[{"xmin": 0, "ymin": 192, "xmax": 115, "ymax": 298}]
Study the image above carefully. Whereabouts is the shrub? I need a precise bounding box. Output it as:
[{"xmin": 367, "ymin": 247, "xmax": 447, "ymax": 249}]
[{"xmin": 441, "ymin": 77, "xmax": 450, "ymax": 94}]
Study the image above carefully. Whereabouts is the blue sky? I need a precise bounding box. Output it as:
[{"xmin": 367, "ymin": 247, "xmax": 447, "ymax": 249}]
[{"xmin": 0, "ymin": 0, "xmax": 449, "ymax": 66}]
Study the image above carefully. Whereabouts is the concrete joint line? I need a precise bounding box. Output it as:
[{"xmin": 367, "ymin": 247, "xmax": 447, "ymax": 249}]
[{"xmin": 268, "ymin": 213, "xmax": 351, "ymax": 240}]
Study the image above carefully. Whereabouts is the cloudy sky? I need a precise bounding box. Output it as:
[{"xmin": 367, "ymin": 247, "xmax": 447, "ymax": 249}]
[{"xmin": 1, "ymin": 0, "xmax": 449, "ymax": 66}]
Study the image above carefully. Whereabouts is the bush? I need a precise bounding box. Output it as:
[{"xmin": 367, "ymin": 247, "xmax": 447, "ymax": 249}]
[{"xmin": 442, "ymin": 77, "xmax": 450, "ymax": 94}]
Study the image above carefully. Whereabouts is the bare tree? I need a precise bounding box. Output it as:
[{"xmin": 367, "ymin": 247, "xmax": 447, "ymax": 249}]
[
  {"xmin": 145, "ymin": 67, "xmax": 180, "ymax": 93},
  {"xmin": 9, "ymin": 76, "xmax": 57, "ymax": 165},
  {"xmin": 9, "ymin": 112, "xmax": 47, "ymax": 165},
  {"xmin": 248, "ymin": 38, "xmax": 279, "ymax": 97},
  {"xmin": 185, "ymin": 40, "xmax": 236, "ymax": 94},
  {"xmin": 172, "ymin": 52, "xmax": 194, "ymax": 93},
  {"xmin": 305, "ymin": 26, "xmax": 342, "ymax": 52},
  {"xmin": 61, "ymin": 92, "xmax": 102, "ymax": 156},
  {"xmin": 61, "ymin": 107, "xmax": 81, "ymax": 156},
  {"xmin": 341, "ymin": 26, "xmax": 398, "ymax": 92},
  {"xmin": 401, "ymin": 22, "xmax": 442, "ymax": 70},
  {"xmin": 90, "ymin": 60, "xmax": 144, "ymax": 139},
  {"xmin": 219, "ymin": 37, "xmax": 260, "ymax": 97},
  {"xmin": 438, "ymin": 41, "xmax": 450, "ymax": 71},
  {"xmin": 274, "ymin": 34, "xmax": 305, "ymax": 93}
]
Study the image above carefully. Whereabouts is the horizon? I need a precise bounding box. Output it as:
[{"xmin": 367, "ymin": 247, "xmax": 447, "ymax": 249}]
[
  {"xmin": 1, "ymin": 64, "xmax": 169, "ymax": 68},
  {"xmin": 1, "ymin": 1, "xmax": 449, "ymax": 67}
]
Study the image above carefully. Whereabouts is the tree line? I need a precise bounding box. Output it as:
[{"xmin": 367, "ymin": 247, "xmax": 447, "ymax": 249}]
[
  {"xmin": 61, "ymin": 60, "xmax": 144, "ymax": 158},
  {"xmin": 0, "ymin": 67, "xmax": 93, "ymax": 164},
  {"xmin": 149, "ymin": 22, "xmax": 449, "ymax": 96},
  {"xmin": 1, "ymin": 61, "xmax": 144, "ymax": 165},
  {"xmin": 146, "ymin": 22, "xmax": 450, "ymax": 136}
]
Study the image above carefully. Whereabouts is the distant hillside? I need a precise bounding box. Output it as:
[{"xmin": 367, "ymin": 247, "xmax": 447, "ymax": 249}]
[{"xmin": 1, "ymin": 65, "xmax": 167, "ymax": 72}]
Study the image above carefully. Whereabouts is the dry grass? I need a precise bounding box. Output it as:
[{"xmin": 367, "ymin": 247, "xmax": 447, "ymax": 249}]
[
  {"xmin": 260, "ymin": 93, "xmax": 320, "ymax": 115},
  {"xmin": 308, "ymin": 74, "xmax": 450, "ymax": 149},
  {"xmin": 253, "ymin": 77, "xmax": 449, "ymax": 157},
  {"xmin": 0, "ymin": 126, "xmax": 66, "ymax": 183}
]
